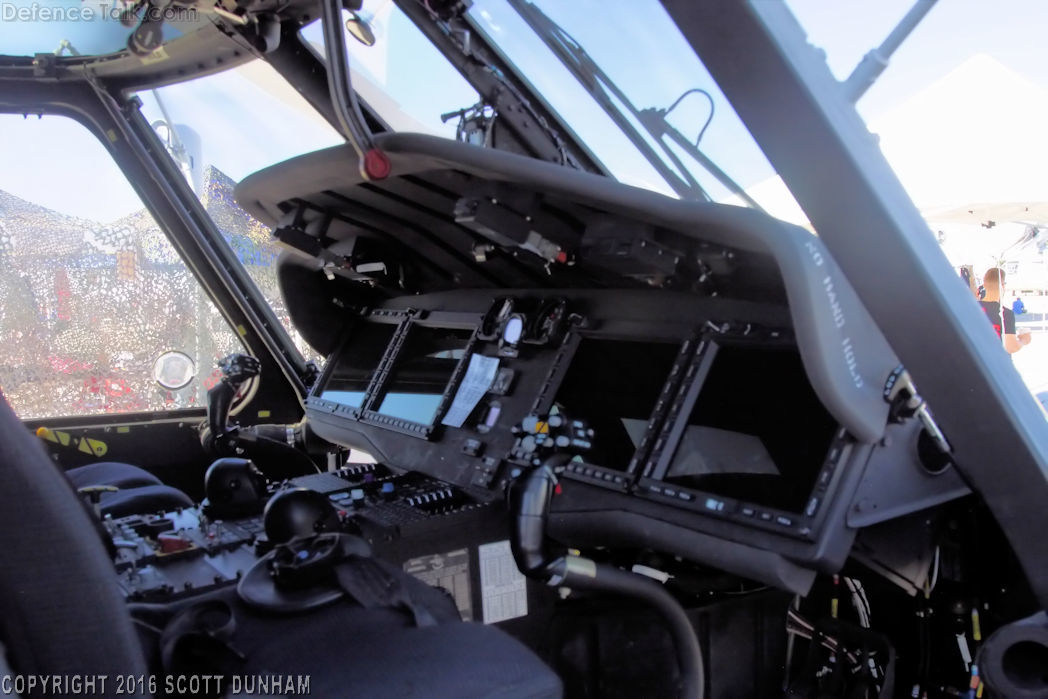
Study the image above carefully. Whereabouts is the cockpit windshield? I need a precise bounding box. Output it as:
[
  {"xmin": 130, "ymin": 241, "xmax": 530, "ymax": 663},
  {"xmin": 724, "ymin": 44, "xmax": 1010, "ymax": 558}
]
[
  {"xmin": 135, "ymin": 61, "xmax": 345, "ymax": 365},
  {"xmin": 297, "ymin": 0, "xmax": 804, "ymax": 222},
  {"xmin": 464, "ymin": 0, "xmax": 806, "ymax": 223},
  {"xmin": 299, "ymin": 3, "xmax": 480, "ymax": 138},
  {"xmin": 465, "ymin": 0, "xmax": 777, "ymax": 204},
  {"xmin": 0, "ymin": 0, "xmax": 190, "ymax": 56}
]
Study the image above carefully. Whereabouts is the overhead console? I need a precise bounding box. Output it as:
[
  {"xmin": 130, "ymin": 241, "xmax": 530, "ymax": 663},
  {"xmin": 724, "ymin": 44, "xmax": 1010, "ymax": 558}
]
[{"xmin": 236, "ymin": 133, "xmax": 969, "ymax": 594}]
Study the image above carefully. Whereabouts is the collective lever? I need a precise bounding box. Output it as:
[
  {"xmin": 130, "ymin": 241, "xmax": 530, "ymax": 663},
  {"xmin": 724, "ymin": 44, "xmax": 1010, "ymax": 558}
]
[{"xmin": 508, "ymin": 456, "xmax": 706, "ymax": 699}]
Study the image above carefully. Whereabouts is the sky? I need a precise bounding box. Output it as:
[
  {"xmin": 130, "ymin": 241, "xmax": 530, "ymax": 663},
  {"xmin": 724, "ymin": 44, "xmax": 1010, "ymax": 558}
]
[
  {"xmin": 778, "ymin": 0, "xmax": 1048, "ymax": 275},
  {"xmin": 0, "ymin": 0, "xmax": 1046, "ymax": 224},
  {"xmin": 787, "ymin": 0, "xmax": 1048, "ymax": 116}
]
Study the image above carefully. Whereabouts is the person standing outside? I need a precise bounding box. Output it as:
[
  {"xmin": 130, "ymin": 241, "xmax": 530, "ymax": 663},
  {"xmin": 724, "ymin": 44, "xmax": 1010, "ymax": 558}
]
[{"xmin": 979, "ymin": 267, "xmax": 1032, "ymax": 354}]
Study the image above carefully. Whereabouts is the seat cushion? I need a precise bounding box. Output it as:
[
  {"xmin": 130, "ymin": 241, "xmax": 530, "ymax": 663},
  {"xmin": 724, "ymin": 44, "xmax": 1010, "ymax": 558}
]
[
  {"xmin": 66, "ymin": 461, "xmax": 163, "ymax": 490},
  {"xmin": 97, "ymin": 484, "xmax": 194, "ymax": 518},
  {"xmin": 241, "ymin": 608, "xmax": 563, "ymax": 699},
  {"xmin": 135, "ymin": 581, "xmax": 562, "ymax": 699}
]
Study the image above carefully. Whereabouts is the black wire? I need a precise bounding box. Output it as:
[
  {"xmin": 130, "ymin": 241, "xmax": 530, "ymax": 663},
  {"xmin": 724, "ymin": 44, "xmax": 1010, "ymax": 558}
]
[{"xmin": 663, "ymin": 88, "xmax": 716, "ymax": 147}]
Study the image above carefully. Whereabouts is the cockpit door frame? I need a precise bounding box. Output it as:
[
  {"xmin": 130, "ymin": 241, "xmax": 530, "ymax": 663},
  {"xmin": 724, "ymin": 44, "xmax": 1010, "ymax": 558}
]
[
  {"xmin": 0, "ymin": 77, "xmax": 308, "ymax": 422},
  {"xmin": 660, "ymin": 0, "xmax": 1048, "ymax": 609}
]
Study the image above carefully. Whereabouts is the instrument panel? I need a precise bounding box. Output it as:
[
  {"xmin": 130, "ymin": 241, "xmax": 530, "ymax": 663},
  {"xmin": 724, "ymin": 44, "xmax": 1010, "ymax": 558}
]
[
  {"xmin": 303, "ymin": 288, "xmax": 967, "ymax": 593},
  {"xmin": 236, "ymin": 133, "xmax": 970, "ymax": 594}
]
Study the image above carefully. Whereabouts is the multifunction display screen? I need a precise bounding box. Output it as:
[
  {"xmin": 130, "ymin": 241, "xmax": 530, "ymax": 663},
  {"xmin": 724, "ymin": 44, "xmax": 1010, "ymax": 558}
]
[
  {"xmin": 318, "ymin": 322, "xmax": 398, "ymax": 409},
  {"xmin": 661, "ymin": 344, "xmax": 837, "ymax": 513},
  {"xmin": 373, "ymin": 326, "xmax": 474, "ymax": 426},
  {"xmin": 554, "ymin": 338, "xmax": 681, "ymax": 471}
]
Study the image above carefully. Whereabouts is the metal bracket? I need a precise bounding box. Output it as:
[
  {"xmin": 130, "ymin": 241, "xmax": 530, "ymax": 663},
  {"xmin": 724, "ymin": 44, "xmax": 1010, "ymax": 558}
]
[{"xmin": 884, "ymin": 366, "xmax": 951, "ymax": 454}]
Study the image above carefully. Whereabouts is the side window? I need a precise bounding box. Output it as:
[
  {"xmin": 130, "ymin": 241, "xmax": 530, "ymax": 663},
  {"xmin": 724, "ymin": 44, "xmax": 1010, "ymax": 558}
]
[
  {"xmin": 136, "ymin": 60, "xmax": 346, "ymax": 369},
  {"xmin": 0, "ymin": 114, "xmax": 245, "ymax": 419}
]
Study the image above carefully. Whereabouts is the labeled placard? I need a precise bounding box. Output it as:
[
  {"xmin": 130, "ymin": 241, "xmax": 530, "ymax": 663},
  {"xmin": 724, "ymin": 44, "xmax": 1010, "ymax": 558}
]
[
  {"xmin": 478, "ymin": 540, "xmax": 528, "ymax": 624},
  {"xmin": 403, "ymin": 548, "xmax": 473, "ymax": 620}
]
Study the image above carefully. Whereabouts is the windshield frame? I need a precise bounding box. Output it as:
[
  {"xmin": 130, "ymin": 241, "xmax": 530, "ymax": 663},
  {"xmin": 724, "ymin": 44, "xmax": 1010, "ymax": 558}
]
[
  {"xmin": 466, "ymin": 0, "xmax": 761, "ymax": 207},
  {"xmin": 656, "ymin": 0, "xmax": 1048, "ymax": 609},
  {"xmin": 1, "ymin": 76, "xmax": 312, "ymax": 417}
]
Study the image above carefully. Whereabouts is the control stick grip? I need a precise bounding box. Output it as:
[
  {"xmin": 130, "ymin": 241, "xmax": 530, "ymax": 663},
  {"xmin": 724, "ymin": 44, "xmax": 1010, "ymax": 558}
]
[
  {"xmin": 204, "ymin": 354, "xmax": 261, "ymax": 452},
  {"xmin": 507, "ymin": 455, "xmax": 705, "ymax": 699},
  {"xmin": 207, "ymin": 380, "xmax": 236, "ymax": 443},
  {"xmin": 509, "ymin": 455, "xmax": 571, "ymax": 577}
]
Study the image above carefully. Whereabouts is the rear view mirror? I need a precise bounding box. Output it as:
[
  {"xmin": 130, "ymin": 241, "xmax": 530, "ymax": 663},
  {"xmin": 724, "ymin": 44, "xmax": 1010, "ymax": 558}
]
[
  {"xmin": 345, "ymin": 10, "xmax": 376, "ymax": 47},
  {"xmin": 153, "ymin": 351, "xmax": 196, "ymax": 390}
]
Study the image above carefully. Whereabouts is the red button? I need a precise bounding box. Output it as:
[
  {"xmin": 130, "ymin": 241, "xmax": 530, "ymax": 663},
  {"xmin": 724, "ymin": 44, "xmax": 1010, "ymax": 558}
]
[{"xmin": 157, "ymin": 532, "xmax": 191, "ymax": 553}]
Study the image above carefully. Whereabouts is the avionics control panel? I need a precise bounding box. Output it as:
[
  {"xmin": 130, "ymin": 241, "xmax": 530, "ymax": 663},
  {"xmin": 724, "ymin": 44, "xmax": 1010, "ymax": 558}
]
[
  {"xmin": 235, "ymin": 133, "xmax": 970, "ymax": 594},
  {"xmin": 112, "ymin": 464, "xmax": 493, "ymax": 604},
  {"xmin": 303, "ymin": 288, "xmax": 971, "ymax": 594},
  {"xmin": 290, "ymin": 294, "xmax": 801, "ymax": 589}
]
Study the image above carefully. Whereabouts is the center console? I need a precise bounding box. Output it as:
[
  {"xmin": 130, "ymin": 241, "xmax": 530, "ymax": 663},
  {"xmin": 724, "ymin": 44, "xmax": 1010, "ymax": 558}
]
[{"xmin": 110, "ymin": 463, "xmax": 541, "ymax": 627}]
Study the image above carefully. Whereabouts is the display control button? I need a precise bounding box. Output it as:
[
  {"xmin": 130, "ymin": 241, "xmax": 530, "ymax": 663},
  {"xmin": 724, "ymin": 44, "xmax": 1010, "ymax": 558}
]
[
  {"xmin": 704, "ymin": 497, "xmax": 726, "ymax": 513},
  {"xmin": 805, "ymin": 497, "xmax": 820, "ymax": 517},
  {"xmin": 677, "ymin": 491, "xmax": 693, "ymax": 502},
  {"xmin": 740, "ymin": 507, "xmax": 756, "ymax": 517},
  {"xmin": 759, "ymin": 512, "xmax": 773, "ymax": 521},
  {"xmin": 461, "ymin": 439, "xmax": 484, "ymax": 457},
  {"xmin": 663, "ymin": 488, "xmax": 677, "ymax": 497},
  {"xmin": 775, "ymin": 515, "xmax": 794, "ymax": 527}
]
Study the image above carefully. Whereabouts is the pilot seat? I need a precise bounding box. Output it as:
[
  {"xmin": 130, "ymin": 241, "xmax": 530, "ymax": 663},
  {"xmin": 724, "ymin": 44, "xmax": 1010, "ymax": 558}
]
[
  {"xmin": 65, "ymin": 460, "xmax": 194, "ymax": 517},
  {"xmin": 2, "ymin": 398, "xmax": 563, "ymax": 698}
]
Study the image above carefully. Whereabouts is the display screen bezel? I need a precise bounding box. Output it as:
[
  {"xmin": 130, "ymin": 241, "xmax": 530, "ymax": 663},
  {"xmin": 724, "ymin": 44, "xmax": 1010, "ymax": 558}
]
[
  {"xmin": 309, "ymin": 311, "xmax": 481, "ymax": 437},
  {"xmin": 537, "ymin": 329, "xmax": 696, "ymax": 487},
  {"xmin": 312, "ymin": 318, "xmax": 403, "ymax": 411},
  {"xmin": 638, "ymin": 335, "xmax": 847, "ymax": 538},
  {"xmin": 367, "ymin": 323, "xmax": 478, "ymax": 427}
]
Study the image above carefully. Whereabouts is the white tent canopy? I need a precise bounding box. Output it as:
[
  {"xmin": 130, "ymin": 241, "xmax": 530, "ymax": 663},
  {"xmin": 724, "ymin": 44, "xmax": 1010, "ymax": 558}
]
[
  {"xmin": 873, "ymin": 54, "xmax": 1048, "ymax": 211},
  {"xmin": 733, "ymin": 55, "xmax": 1048, "ymax": 272}
]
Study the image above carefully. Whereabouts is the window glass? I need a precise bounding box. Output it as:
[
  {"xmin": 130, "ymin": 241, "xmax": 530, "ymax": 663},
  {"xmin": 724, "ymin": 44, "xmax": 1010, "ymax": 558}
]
[
  {"xmin": 137, "ymin": 59, "xmax": 346, "ymax": 367},
  {"xmin": 464, "ymin": 0, "xmax": 805, "ymax": 222},
  {"xmin": 783, "ymin": 0, "xmax": 1048, "ymax": 397},
  {"xmin": 300, "ymin": 0, "xmax": 481, "ymax": 139},
  {"xmin": 0, "ymin": 114, "xmax": 244, "ymax": 418},
  {"xmin": 0, "ymin": 0, "xmax": 187, "ymax": 57}
]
